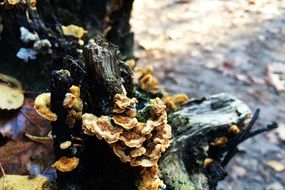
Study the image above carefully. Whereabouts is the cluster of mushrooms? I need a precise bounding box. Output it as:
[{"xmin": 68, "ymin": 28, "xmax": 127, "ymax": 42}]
[{"xmin": 34, "ymin": 65, "xmax": 188, "ymax": 190}]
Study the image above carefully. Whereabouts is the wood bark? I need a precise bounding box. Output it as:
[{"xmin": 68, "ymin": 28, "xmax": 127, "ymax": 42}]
[{"xmin": 50, "ymin": 37, "xmax": 276, "ymax": 190}]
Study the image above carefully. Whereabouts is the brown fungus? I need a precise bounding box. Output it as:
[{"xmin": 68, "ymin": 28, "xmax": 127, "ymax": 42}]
[
  {"xmin": 119, "ymin": 129, "xmax": 146, "ymax": 148},
  {"xmin": 63, "ymin": 85, "xmax": 83, "ymax": 112},
  {"xmin": 112, "ymin": 143, "xmax": 131, "ymax": 163},
  {"xmin": 52, "ymin": 157, "xmax": 79, "ymax": 172},
  {"xmin": 210, "ymin": 137, "xmax": 228, "ymax": 146},
  {"xmin": 60, "ymin": 141, "xmax": 72, "ymax": 150},
  {"xmin": 138, "ymin": 165, "xmax": 165, "ymax": 190},
  {"xmin": 162, "ymin": 93, "xmax": 189, "ymax": 110},
  {"xmin": 81, "ymin": 94, "xmax": 172, "ymax": 189},
  {"xmin": 112, "ymin": 115, "xmax": 138, "ymax": 130},
  {"xmin": 34, "ymin": 93, "xmax": 57, "ymax": 121},
  {"xmin": 229, "ymin": 124, "xmax": 240, "ymax": 134},
  {"xmin": 113, "ymin": 93, "xmax": 137, "ymax": 114},
  {"xmin": 82, "ymin": 114, "xmax": 123, "ymax": 144},
  {"xmin": 61, "ymin": 24, "xmax": 87, "ymax": 39},
  {"xmin": 134, "ymin": 66, "xmax": 160, "ymax": 94},
  {"xmin": 130, "ymin": 147, "xmax": 146, "ymax": 158}
]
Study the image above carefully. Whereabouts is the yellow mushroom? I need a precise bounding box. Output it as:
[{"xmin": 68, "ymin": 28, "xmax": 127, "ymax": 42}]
[
  {"xmin": 60, "ymin": 141, "xmax": 72, "ymax": 150},
  {"xmin": 34, "ymin": 93, "xmax": 57, "ymax": 121},
  {"xmin": 52, "ymin": 157, "xmax": 79, "ymax": 172}
]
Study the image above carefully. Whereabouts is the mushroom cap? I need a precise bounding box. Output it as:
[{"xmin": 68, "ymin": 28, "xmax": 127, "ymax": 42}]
[
  {"xmin": 112, "ymin": 115, "xmax": 138, "ymax": 130},
  {"xmin": 113, "ymin": 94, "xmax": 138, "ymax": 113},
  {"xmin": 34, "ymin": 93, "xmax": 57, "ymax": 121},
  {"xmin": 52, "ymin": 157, "xmax": 79, "ymax": 172},
  {"xmin": 82, "ymin": 113, "xmax": 123, "ymax": 144}
]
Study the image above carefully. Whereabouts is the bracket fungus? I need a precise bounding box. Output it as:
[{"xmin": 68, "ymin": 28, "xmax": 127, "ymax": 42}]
[
  {"xmin": 162, "ymin": 93, "xmax": 189, "ymax": 110},
  {"xmin": 134, "ymin": 66, "xmax": 160, "ymax": 94},
  {"xmin": 61, "ymin": 24, "xmax": 87, "ymax": 39},
  {"xmin": 82, "ymin": 114, "xmax": 123, "ymax": 144},
  {"xmin": 34, "ymin": 93, "xmax": 57, "ymax": 121},
  {"xmin": 82, "ymin": 93, "xmax": 172, "ymax": 189},
  {"xmin": 52, "ymin": 157, "xmax": 79, "ymax": 172},
  {"xmin": 63, "ymin": 85, "xmax": 83, "ymax": 112}
]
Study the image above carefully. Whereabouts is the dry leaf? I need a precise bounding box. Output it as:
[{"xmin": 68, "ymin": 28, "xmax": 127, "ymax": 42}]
[
  {"xmin": 266, "ymin": 63, "xmax": 285, "ymax": 92},
  {"xmin": 0, "ymin": 73, "xmax": 24, "ymax": 110},
  {"xmin": 0, "ymin": 99, "xmax": 53, "ymax": 175},
  {"xmin": 0, "ymin": 174, "xmax": 48, "ymax": 190},
  {"xmin": 0, "ymin": 99, "xmax": 50, "ymax": 139},
  {"xmin": 0, "ymin": 74, "xmax": 24, "ymax": 110},
  {"xmin": 0, "ymin": 85, "xmax": 24, "ymax": 110},
  {"xmin": 0, "ymin": 74, "xmax": 22, "ymax": 89},
  {"xmin": 61, "ymin": 24, "xmax": 87, "ymax": 39},
  {"xmin": 266, "ymin": 160, "xmax": 285, "ymax": 172}
]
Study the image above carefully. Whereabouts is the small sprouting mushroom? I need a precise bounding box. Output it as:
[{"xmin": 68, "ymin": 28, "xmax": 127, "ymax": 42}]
[
  {"xmin": 60, "ymin": 141, "xmax": 72, "ymax": 150},
  {"xmin": 162, "ymin": 93, "xmax": 189, "ymax": 110},
  {"xmin": 52, "ymin": 157, "xmax": 79, "ymax": 172},
  {"xmin": 34, "ymin": 93, "xmax": 57, "ymax": 121},
  {"xmin": 63, "ymin": 85, "xmax": 83, "ymax": 112}
]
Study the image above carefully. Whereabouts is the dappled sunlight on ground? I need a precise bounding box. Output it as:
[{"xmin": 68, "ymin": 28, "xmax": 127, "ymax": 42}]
[{"xmin": 132, "ymin": 0, "xmax": 285, "ymax": 189}]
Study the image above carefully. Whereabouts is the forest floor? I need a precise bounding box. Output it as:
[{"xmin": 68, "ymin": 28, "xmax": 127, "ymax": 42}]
[{"xmin": 131, "ymin": 0, "xmax": 285, "ymax": 190}]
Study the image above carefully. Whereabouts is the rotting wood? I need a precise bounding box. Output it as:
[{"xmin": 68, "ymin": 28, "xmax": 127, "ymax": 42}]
[{"xmin": 49, "ymin": 37, "xmax": 277, "ymax": 189}]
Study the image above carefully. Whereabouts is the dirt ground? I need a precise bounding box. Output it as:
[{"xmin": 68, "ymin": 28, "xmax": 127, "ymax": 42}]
[{"xmin": 131, "ymin": 1, "xmax": 285, "ymax": 189}]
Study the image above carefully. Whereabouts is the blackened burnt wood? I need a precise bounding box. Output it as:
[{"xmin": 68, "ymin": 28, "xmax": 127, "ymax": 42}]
[
  {"xmin": 83, "ymin": 36, "xmax": 124, "ymax": 99},
  {"xmin": 50, "ymin": 37, "xmax": 139, "ymax": 190}
]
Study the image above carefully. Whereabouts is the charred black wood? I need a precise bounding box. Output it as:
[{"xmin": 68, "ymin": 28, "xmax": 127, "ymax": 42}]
[{"xmin": 50, "ymin": 36, "xmax": 139, "ymax": 190}]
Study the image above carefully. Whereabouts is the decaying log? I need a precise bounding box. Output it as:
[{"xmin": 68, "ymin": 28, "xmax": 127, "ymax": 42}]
[
  {"xmin": 50, "ymin": 36, "xmax": 139, "ymax": 189},
  {"xmin": 160, "ymin": 94, "xmax": 277, "ymax": 190},
  {"xmin": 48, "ymin": 37, "xmax": 277, "ymax": 190},
  {"xmin": 160, "ymin": 93, "xmax": 251, "ymax": 190}
]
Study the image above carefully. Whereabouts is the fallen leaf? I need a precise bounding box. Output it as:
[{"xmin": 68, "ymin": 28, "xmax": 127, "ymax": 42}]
[
  {"xmin": 0, "ymin": 99, "xmax": 53, "ymax": 175},
  {"xmin": 266, "ymin": 160, "xmax": 285, "ymax": 172},
  {"xmin": 0, "ymin": 99, "xmax": 50, "ymax": 139},
  {"xmin": 0, "ymin": 73, "xmax": 22, "ymax": 89},
  {"xmin": 0, "ymin": 140, "xmax": 54, "ymax": 175},
  {"xmin": 0, "ymin": 174, "xmax": 48, "ymax": 190},
  {"xmin": 0, "ymin": 74, "xmax": 24, "ymax": 110},
  {"xmin": 61, "ymin": 24, "xmax": 87, "ymax": 39},
  {"xmin": 266, "ymin": 62, "xmax": 285, "ymax": 92}
]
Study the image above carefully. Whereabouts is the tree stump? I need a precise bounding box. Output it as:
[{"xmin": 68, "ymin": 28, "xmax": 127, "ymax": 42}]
[{"xmin": 48, "ymin": 37, "xmax": 276, "ymax": 190}]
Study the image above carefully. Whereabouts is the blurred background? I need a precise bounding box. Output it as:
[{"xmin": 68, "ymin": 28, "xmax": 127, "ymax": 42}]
[{"xmin": 131, "ymin": 0, "xmax": 285, "ymax": 190}]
